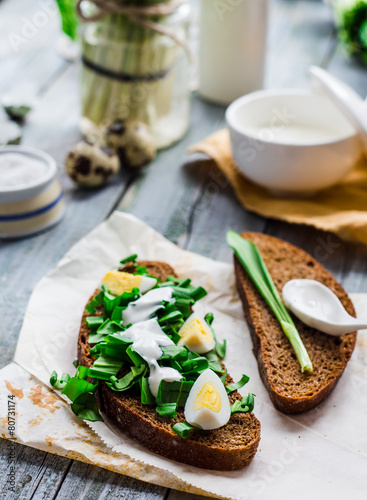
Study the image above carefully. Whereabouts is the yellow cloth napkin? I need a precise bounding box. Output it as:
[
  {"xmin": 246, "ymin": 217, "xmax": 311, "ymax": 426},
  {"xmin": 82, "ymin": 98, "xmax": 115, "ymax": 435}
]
[{"xmin": 190, "ymin": 129, "xmax": 367, "ymax": 245}]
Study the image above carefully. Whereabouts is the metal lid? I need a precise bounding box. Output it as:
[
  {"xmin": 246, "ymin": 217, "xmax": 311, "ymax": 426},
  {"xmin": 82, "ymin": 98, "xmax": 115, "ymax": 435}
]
[{"xmin": 309, "ymin": 66, "xmax": 367, "ymax": 155}]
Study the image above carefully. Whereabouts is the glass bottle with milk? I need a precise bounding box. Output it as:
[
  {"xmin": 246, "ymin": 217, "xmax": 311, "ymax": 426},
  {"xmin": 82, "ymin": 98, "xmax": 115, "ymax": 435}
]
[{"xmin": 199, "ymin": 0, "xmax": 268, "ymax": 105}]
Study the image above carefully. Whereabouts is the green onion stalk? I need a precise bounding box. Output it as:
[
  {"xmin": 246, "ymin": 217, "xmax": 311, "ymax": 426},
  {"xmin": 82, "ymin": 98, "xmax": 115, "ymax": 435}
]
[
  {"xmin": 226, "ymin": 230, "xmax": 313, "ymax": 373},
  {"xmin": 79, "ymin": 0, "xmax": 187, "ymax": 146}
]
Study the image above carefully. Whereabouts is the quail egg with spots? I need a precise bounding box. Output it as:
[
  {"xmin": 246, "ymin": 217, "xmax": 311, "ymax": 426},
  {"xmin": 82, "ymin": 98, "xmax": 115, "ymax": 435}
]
[
  {"xmin": 184, "ymin": 369, "xmax": 231, "ymax": 430},
  {"xmin": 102, "ymin": 270, "xmax": 157, "ymax": 296},
  {"xmin": 65, "ymin": 141, "xmax": 120, "ymax": 187},
  {"xmin": 106, "ymin": 119, "xmax": 156, "ymax": 170},
  {"xmin": 177, "ymin": 313, "xmax": 215, "ymax": 354}
]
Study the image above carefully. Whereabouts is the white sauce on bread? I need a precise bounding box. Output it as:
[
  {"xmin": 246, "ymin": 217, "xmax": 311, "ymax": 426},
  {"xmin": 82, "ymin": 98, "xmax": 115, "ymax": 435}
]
[
  {"xmin": 122, "ymin": 318, "xmax": 182, "ymax": 397},
  {"xmin": 122, "ymin": 287, "xmax": 173, "ymax": 326}
]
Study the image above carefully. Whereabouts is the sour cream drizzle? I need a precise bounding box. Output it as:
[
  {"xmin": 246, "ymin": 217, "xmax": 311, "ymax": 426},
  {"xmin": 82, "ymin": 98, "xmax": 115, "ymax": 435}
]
[
  {"xmin": 122, "ymin": 287, "xmax": 173, "ymax": 326},
  {"xmin": 122, "ymin": 318, "xmax": 182, "ymax": 397}
]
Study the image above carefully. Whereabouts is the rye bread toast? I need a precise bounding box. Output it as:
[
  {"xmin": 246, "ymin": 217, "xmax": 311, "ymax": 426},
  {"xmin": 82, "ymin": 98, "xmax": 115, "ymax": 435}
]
[
  {"xmin": 77, "ymin": 260, "xmax": 261, "ymax": 470},
  {"xmin": 234, "ymin": 233, "xmax": 357, "ymax": 414}
]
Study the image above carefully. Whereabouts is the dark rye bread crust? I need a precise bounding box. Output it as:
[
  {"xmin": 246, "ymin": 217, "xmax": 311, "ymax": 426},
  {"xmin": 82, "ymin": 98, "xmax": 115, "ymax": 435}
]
[
  {"xmin": 77, "ymin": 260, "xmax": 261, "ymax": 470},
  {"xmin": 234, "ymin": 233, "xmax": 357, "ymax": 414}
]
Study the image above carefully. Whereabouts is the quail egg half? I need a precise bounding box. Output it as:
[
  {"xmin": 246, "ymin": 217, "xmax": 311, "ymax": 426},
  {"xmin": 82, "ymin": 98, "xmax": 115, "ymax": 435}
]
[
  {"xmin": 184, "ymin": 369, "xmax": 231, "ymax": 430},
  {"xmin": 102, "ymin": 271, "xmax": 157, "ymax": 296},
  {"xmin": 177, "ymin": 313, "xmax": 215, "ymax": 354}
]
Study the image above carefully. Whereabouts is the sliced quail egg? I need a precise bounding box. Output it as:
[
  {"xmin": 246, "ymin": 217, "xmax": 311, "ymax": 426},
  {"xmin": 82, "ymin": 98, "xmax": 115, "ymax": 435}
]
[
  {"xmin": 177, "ymin": 313, "xmax": 215, "ymax": 354},
  {"xmin": 184, "ymin": 369, "xmax": 231, "ymax": 430},
  {"xmin": 102, "ymin": 271, "xmax": 157, "ymax": 296}
]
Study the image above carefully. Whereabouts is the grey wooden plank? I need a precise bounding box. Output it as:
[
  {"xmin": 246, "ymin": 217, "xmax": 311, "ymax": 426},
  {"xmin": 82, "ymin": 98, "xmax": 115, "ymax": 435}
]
[
  {"xmin": 183, "ymin": 160, "xmax": 266, "ymax": 260},
  {"xmin": 0, "ymin": 438, "xmax": 71, "ymax": 500},
  {"xmin": 53, "ymin": 460, "xmax": 166, "ymax": 500},
  {"xmin": 118, "ymin": 95, "xmax": 226, "ymax": 243},
  {"xmin": 265, "ymin": 0, "xmax": 336, "ymax": 88},
  {"xmin": 167, "ymin": 490, "xmax": 209, "ymax": 500},
  {"xmin": 0, "ymin": 0, "xmax": 70, "ymax": 100}
]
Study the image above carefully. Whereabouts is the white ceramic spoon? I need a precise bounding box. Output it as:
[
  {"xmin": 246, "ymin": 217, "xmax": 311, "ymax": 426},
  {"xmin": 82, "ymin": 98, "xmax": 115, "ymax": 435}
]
[{"xmin": 282, "ymin": 279, "xmax": 367, "ymax": 336}]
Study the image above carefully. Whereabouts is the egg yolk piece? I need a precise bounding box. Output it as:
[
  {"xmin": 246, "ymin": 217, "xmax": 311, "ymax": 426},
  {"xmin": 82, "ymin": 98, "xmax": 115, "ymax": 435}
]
[
  {"xmin": 102, "ymin": 271, "xmax": 143, "ymax": 296},
  {"xmin": 177, "ymin": 315, "xmax": 215, "ymax": 354},
  {"xmin": 194, "ymin": 382, "xmax": 222, "ymax": 413}
]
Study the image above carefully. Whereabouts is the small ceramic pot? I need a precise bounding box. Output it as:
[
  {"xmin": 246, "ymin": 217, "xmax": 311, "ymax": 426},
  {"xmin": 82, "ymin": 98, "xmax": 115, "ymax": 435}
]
[{"xmin": 0, "ymin": 146, "xmax": 65, "ymax": 238}]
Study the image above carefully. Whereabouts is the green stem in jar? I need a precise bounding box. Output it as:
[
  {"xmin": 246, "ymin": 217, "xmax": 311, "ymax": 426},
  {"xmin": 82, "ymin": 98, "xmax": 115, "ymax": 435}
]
[{"xmin": 80, "ymin": 0, "xmax": 185, "ymax": 144}]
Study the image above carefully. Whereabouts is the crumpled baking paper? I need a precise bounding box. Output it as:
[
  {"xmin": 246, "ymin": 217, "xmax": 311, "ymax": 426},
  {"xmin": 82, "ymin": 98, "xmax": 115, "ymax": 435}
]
[{"xmin": 0, "ymin": 211, "xmax": 366, "ymax": 500}]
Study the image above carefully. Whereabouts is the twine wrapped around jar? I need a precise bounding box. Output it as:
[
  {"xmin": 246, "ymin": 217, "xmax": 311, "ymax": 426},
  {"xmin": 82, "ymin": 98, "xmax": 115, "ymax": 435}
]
[{"xmin": 76, "ymin": 0, "xmax": 192, "ymax": 60}]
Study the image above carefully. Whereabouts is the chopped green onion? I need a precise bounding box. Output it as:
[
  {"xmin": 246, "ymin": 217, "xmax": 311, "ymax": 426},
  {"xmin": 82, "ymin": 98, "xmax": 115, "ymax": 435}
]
[
  {"xmin": 71, "ymin": 392, "xmax": 103, "ymax": 422},
  {"xmin": 126, "ymin": 345, "xmax": 145, "ymax": 367},
  {"xmin": 157, "ymin": 380, "xmax": 194, "ymax": 407},
  {"xmin": 89, "ymin": 319, "xmax": 123, "ymax": 344},
  {"xmin": 107, "ymin": 364, "xmax": 146, "ymax": 392},
  {"xmin": 230, "ymin": 393, "xmax": 255, "ymax": 414},
  {"xmin": 190, "ymin": 286, "xmax": 207, "ymax": 302},
  {"xmin": 89, "ymin": 342, "xmax": 106, "ymax": 357},
  {"xmin": 139, "ymin": 377, "xmax": 155, "ymax": 405},
  {"xmin": 204, "ymin": 313, "xmax": 226, "ymax": 359},
  {"xmin": 85, "ymin": 291, "xmax": 104, "ymax": 314},
  {"xmin": 111, "ymin": 306, "xmax": 125, "ymax": 322},
  {"xmin": 85, "ymin": 316, "xmax": 104, "ymax": 331},
  {"xmin": 89, "ymin": 354, "xmax": 123, "ymax": 381},
  {"xmin": 120, "ymin": 254, "xmax": 138, "ymax": 264},
  {"xmin": 50, "ymin": 371, "xmax": 70, "ymax": 389},
  {"xmin": 204, "ymin": 350, "xmax": 224, "ymax": 373},
  {"xmin": 104, "ymin": 289, "xmax": 140, "ymax": 318},
  {"xmin": 156, "ymin": 402, "xmax": 177, "ymax": 418},
  {"xmin": 50, "ymin": 367, "xmax": 102, "ymax": 421},
  {"xmin": 134, "ymin": 265, "xmax": 148, "ymax": 275},
  {"xmin": 62, "ymin": 378, "xmax": 97, "ymax": 402},
  {"xmin": 174, "ymin": 298, "xmax": 192, "ymax": 317},
  {"xmin": 98, "ymin": 319, "xmax": 123, "ymax": 334},
  {"xmin": 159, "ymin": 345, "xmax": 188, "ymax": 361},
  {"xmin": 220, "ymin": 369, "xmax": 227, "ymax": 384},
  {"xmin": 226, "ymin": 230, "xmax": 313, "ymax": 373},
  {"xmin": 181, "ymin": 357, "xmax": 209, "ymax": 374},
  {"xmin": 158, "ymin": 310, "xmax": 183, "ymax": 325},
  {"xmin": 166, "ymin": 276, "xmax": 191, "ymax": 287},
  {"xmin": 75, "ymin": 365, "xmax": 89, "ymax": 380},
  {"xmin": 172, "ymin": 422, "xmax": 197, "ymax": 439},
  {"xmin": 204, "ymin": 313, "xmax": 214, "ymax": 325},
  {"xmin": 225, "ymin": 374, "xmax": 250, "ymax": 394},
  {"xmin": 162, "ymin": 325, "xmax": 181, "ymax": 344}
]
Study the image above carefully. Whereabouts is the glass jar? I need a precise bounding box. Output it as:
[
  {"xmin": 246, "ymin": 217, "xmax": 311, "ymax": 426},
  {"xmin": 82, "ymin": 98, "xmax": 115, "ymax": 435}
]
[{"xmin": 79, "ymin": 1, "xmax": 191, "ymax": 149}]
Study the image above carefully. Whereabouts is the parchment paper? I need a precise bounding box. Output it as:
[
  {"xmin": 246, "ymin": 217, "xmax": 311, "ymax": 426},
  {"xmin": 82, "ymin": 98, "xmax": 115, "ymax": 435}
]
[{"xmin": 0, "ymin": 211, "xmax": 366, "ymax": 499}]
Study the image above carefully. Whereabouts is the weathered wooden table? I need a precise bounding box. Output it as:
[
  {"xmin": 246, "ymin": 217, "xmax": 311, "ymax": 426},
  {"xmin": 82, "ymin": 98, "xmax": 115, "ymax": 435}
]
[{"xmin": 1, "ymin": 0, "xmax": 366, "ymax": 498}]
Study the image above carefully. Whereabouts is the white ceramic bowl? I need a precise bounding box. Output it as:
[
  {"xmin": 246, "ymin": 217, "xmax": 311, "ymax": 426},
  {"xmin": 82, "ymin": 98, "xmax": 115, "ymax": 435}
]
[{"xmin": 226, "ymin": 90, "xmax": 362, "ymax": 196}]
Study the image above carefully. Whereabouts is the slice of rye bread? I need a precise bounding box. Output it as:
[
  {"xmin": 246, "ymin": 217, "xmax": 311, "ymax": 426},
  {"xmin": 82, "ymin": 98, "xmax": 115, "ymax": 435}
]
[
  {"xmin": 234, "ymin": 233, "xmax": 357, "ymax": 415},
  {"xmin": 77, "ymin": 260, "xmax": 261, "ymax": 470}
]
